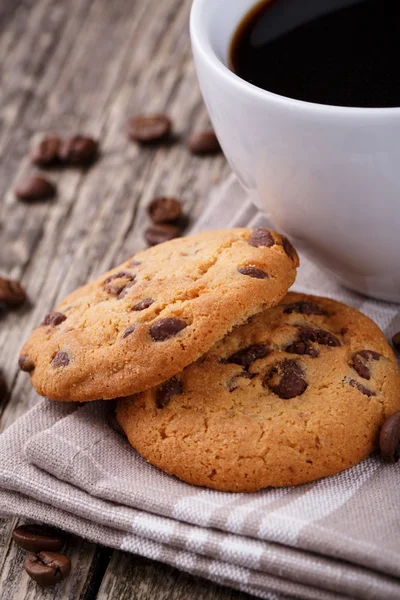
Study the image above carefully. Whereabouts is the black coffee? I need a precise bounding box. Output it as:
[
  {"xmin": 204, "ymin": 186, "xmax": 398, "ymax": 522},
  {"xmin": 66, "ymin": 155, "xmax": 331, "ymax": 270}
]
[{"xmin": 230, "ymin": 0, "xmax": 400, "ymax": 107}]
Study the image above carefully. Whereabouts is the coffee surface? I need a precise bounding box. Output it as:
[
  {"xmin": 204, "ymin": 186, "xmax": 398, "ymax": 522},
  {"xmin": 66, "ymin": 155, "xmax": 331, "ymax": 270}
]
[{"xmin": 230, "ymin": 0, "xmax": 400, "ymax": 108}]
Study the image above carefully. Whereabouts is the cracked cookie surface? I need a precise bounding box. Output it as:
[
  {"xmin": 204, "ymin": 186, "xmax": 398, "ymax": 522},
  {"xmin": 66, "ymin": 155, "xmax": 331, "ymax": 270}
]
[
  {"xmin": 117, "ymin": 293, "xmax": 400, "ymax": 491},
  {"xmin": 19, "ymin": 228, "xmax": 298, "ymax": 401}
]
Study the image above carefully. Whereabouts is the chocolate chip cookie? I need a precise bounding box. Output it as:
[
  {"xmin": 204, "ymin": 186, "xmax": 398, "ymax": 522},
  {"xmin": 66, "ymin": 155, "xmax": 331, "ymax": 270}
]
[
  {"xmin": 117, "ymin": 292, "xmax": 400, "ymax": 492},
  {"xmin": 19, "ymin": 228, "xmax": 298, "ymax": 401}
]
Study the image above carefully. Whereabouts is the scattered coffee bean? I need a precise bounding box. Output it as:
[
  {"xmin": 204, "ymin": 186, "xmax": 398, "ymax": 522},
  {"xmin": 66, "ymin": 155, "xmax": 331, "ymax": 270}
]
[
  {"xmin": 127, "ymin": 114, "xmax": 171, "ymax": 143},
  {"xmin": 106, "ymin": 401, "xmax": 126, "ymax": 436},
  {"xmin": 150, "ymin": 317, "xmax": 187, "ymax": 341},
  {"xmin": 144, "ymin": 224, "xmax": 180, "ymax": 246},
  {"xmin": 248, "ymin": 227, "xmax": 275, "ymax": 248},
  {"xmin": 156, "ymin": 377, "xmax": 183, "ymax": 408},
  {"xmin": 0, "ymin": 371, "xmax": 7, "ymax": 401},
  {"xmin": 132, "ymin": 298, "xmax": 154, "ymax": 311},
  {"xmin": 148, "ymin": 197, "xmax": 182, "ymax": 224},
  {"xmin": 298, "ymin": 326, "xmax": 341, "ymax": 347},
  {"xmin": 19, "ymin": 355, "xmax": 35, "ymax": 372},
  {"xmin": 281, "ymin": 235, "xmax": 297, "ymax": 261},
  {"xmin": 15, "ymin": 175, "xmax": 56, "ymax": 203},
  {"xmin": 225, "ymin": 344, "xmax": 270, "ymax": 369},
  {"xmin": 283, "ymin": 301, "xmax": 327, "ymax": 316},
  {"xmin": 31, "ymin": 136, "xmax": 61, "ymax": 167},
  {"xmin": 188, "ymin": 129, "xmax": 221, "ymax": 155},
  {"xmin": 58, "ymin": 135, "xmax": 99, "ymax": 166},
  {"xmin": 392, "ymin": 332, "xmax": 400, "ymax": 352},
  {"xmin": 0, "ymin": 277, "xmax": 26, "ymax": 308},
  {"xmin": 380, "ymin": 411, "xmax": 400, "ymax": 463},
  {"xmin": 12, "ymin": 524, "xmax": 64, "ymax": 553},
  {"xmin": 42, "ymin": 312, "xmax": 67, "ymax": 327},
  {"xmin": 237, "ymin": 266, "xmax": 269, "ymax": 279},
  {"xmin": 264, "ymin": 359, "xmax": 307, "ymax": 399},
  {"xmin": 24, "ymin": 551, "xmax": 71, "ymax": 587},
  {"xmin": 52, "ymin": 351, "xmax": 70, "ymax": 368},
  {"xmin": 122, "ymin": 324, "xmax": 136, "ymax": 339},
  {"xmin": 347, "ymin": 377, "xmax": 375, "ymax": 397}
]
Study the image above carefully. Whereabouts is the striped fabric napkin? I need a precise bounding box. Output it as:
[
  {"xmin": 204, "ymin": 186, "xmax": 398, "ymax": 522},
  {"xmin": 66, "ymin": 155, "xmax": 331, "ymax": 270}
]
[{"xmin": 0, "ymin": 176, "xmax": 399, "ymax": 600}]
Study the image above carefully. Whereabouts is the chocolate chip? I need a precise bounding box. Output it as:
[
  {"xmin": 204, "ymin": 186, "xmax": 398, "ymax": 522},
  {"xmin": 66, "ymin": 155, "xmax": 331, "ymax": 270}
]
[
  {"xmin": 285, "ymin": 341, "xmax": 319, "ymax": 358},
  {"xmin": 237, "ymin": 266, "xmax": 269, "ymax": 279},
  {"xmin": 31, "ymin": 136, "xmax": 61, "ymax": 167},
  {"xmin": 24, "ymin": 551, "xmax": 71, "ymax": 587},
  {"xmin": 0, "ymin": 277, "xmax": 26, "ymax": 308},
  {"xmin": 132, "ymin": 298, "xmax": 154, "ymax": 311},
  {"xmin": 144, "ymin": 224, "xmax": 180, "ymax": 246},
  {"xmin": 105, "ymin": 401, "xmax": 126, "ymax": 437},
  {"xmin": 350, "ymin": 350, "xmax": 382, "ymax": 380},
  {"xmin": 58, "ymin": 135, "xmax": 99, "ymax": 166},
  {"xmin": 117, "ymin": 280, "xmax": 137, "ymax": 300},
  {"xmin": 150, "ymin": 318, "xmax": 187, "ymax": 341},
  {"xmin": 248, "ymin": 227, "xmax": 275, "ymax": 248},
  {"xmin": 188, "ymin": 130, "xmax": 221, "ymax": 155},
  {"xmin": 52, "ymin": 351, "xmax": 70, "ymax": 368},
  {"xmin": 122, "ymin": 324, "xmax": 136, "ymax": 339},
  {"xmin": 340, "ymin": 327, "xmax": 349, "ymax": 336},
  {"xmin": 380, "ymin": 411, "xmax": 400, "ymax": 463},
  {"xmin": 298, "ymin": 326, "xmax": 341, "ymax": 347},
  {"xmin": 0, "ymin": 371, "xmax": 7, "ymax": 401},
  {"xmin": 148, "ymin": 197, "xmax": 182, "ymax": 224},
  {"xmin": 228, "ymin": 372, "xmax": 256, "ymax": 392},
  {"xmin": 264, "ymin": 359, "xmax": 307, "ymax": 399},
  {"xmin": 19, "ymin": 355, "xmax": 35, "ymax": 372},
  {"xmin": 225, "ymin": 344, "xmax": 270, "ymax": 369},
  {"xmin": 103, "ymin": 272, "xmax": 135, "ymax": 295},
  {"xmin": 283, "ymin": 301, "xmax": 327, "ymax": 316},
  {"xmin": 392, "ymin": 332, "xmax": 400, "ymax": 353},
  {"xmin": 127, "ymin": 114, "xmax": 172, "ymax": 143},
  {"xmin": 347, "ymin": 378, "xmax": 375, "ymax": 397},
  {"xmin": 155, "ymin": 377, "xmax": 183, "ymax": 408},
  {"xmin": 12, "ymin": 524, "xmax": 64, "ymax": 553},
  {"xmin": 15, "ymin": 175, "xmax": 56, "ymax": 202},
  {"xmin": 42, "ymin": 312, "xmax": 66, "ymax": 327},
  {"xmin": 281, "ymin": 235, "xmax": 297, "ymax": 261}
]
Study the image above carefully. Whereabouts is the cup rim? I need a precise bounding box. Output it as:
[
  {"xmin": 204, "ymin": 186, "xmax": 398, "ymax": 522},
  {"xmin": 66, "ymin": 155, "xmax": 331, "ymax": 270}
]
[{"xmin": 190, "ymin": 0, "xmax": 400, "ymax": 116}]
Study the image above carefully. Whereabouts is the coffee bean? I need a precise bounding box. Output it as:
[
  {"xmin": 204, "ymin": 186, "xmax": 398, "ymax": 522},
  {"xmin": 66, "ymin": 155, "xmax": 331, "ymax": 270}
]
[
  {"xmin": 380, "ymin": 411, "xmax": 400, "ymax": 463},
  {"xmin": 237, "ymin": 266, "xmax": 269, "ymax": 279},
  {"xmin": 228, "ymin": 372, "xmax": 256, "ymax": 392},
  {"xmin": 248, "ymin": 227, "xmax": 275, "ymax": 248},
  {"xmin": 0, "ymin": 371, "xmax": 7, "ymax": 401},
  {"xmin": 132, "ymin": 298, "xmax": 154, "ymax": 311},
  {"xmin": 31, "ymin": 136, "xmax": 61, "ymax": 167},
  {"xmin": 283, "ymin": 301, "xmax": 327, "ymax": 316},
  {"xmin": 148, "ymin": 197, "xmax": 182, "ymax": 224},
  {"xmin": 19, "ymin": 355, "xmax": 35, "ymax": 372},
  {"xmin": 12, "ymin": 524, "xmax": 64, "ymax": 553},
  {"xmin": 122, "ymin": 324, "xmax": 136, "ymax": 339},
  {"xmin": 188, "ymin": 130, "xmax": 221, "ymax": 155},
  {"xmin": 0, "ymin": 277, "xmax": 26, "ymax": 308},
  {"xmin": 225, "ymin": 344, "xmax": 270, "ymax": 369},
  {"xmin": 52, "ymin": 351, "xmax": 70, "ymax": 368},
  {"xmin": 24, "ymin": 551, "xmax": 71, "ymax": 587},
  {"xmin": 281, "ymin": 235, "xmax": 297, "ymax": 261},
  {"xmin": 127, "ymin": 114, "xmax": 171, "ymax": 143},
  {"xmin": 106, "ymin": 401, "xmax": 126, "ymax": 436},
  {"xmin": 285, "ymin": 341, "xmax": 319, "ymax": 358},
  {"xmin": 264, "ymin": 359, "xmax": 307, "ymax": 399},
  {"xmin": 58, "ymin": 135, "xmax": 99, "ymax": 166},
  {"xmin": 347, "ymin": 378, "xmax": 375, "ymax": 397},
  {"xmin": 103, "ymin": 272, "xmax": 136, "ymax": 295},
  {"xmin": 15, "ymin": 175, "xmax": 56, "ymax": 203},
  {"xmin": 156, "ymin": 377, "xmax": 183, "ymax": 408},
  {"xmin": 392, "ymin": 332, "xmax": 400, "ymax": 353},
  {"xmin": 150, "ymin": 318, "xmax": 187, "ymax": 341},
  {"xmin": 42, "ymin": 312, "xmax": 66, "ymax": 327},
  {"xmin": 144, "ymin": 224, "xmax": 180, "ymax": 246},
  {"xmin": 298, "ymin": 326, "xmax": 341, "ymax": 347}
]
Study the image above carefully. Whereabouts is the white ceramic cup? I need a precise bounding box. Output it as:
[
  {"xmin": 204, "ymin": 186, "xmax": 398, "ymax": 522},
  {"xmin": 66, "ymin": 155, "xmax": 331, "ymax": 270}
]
[{"xmin": 190, "ymin": 0, "xmax": 400, "ymax": 303}]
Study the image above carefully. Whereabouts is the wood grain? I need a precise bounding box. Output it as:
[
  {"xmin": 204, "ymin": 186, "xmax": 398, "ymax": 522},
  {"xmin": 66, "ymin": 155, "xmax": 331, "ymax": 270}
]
[{"xmin": 0, "ymin": 0, "xmax": 246, "ymax": 598}]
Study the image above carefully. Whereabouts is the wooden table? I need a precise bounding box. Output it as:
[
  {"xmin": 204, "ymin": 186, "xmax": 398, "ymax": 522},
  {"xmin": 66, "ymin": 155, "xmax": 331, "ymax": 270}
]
[{"xmin": 0, "ymin": 0, "xmax": 254, "ymax": 597}]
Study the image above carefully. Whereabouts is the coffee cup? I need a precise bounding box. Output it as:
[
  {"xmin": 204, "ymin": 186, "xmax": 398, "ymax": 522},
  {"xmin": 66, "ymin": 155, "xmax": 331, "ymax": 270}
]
[{"xmin": 190, "ymin": 0, "xmax": 400, "ymax": 303}]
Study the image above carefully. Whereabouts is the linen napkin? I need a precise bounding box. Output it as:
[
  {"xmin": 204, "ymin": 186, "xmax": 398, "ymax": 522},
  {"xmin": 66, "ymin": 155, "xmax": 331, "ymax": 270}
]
[{"xmin": 1, "ymin": 176, "xmax": 399, "ymax": 600}]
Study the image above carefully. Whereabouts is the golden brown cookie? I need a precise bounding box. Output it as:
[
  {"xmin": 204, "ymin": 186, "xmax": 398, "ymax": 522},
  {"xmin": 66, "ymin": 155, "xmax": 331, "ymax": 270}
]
[
  {"xmin": 117, "ymin": 293, "xmax": 400, "ymax": 492},
  {"xmin": 19, "ymin": 228, "xmax": 298, "ymax": 401}
]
